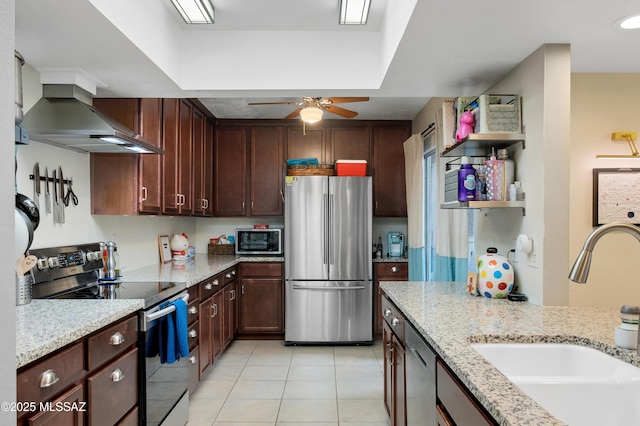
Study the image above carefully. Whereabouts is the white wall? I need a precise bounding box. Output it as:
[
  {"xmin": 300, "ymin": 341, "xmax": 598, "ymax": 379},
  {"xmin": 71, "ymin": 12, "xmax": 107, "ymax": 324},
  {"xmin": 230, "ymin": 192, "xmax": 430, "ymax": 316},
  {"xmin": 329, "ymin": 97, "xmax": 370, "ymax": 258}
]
[
  {"xmin": 570, "ymin": 74, "xmax": 640, "ymax": 307},
  {"xmin": 2, "ymin": 0, "xmax": 17, "ymax": 420}
]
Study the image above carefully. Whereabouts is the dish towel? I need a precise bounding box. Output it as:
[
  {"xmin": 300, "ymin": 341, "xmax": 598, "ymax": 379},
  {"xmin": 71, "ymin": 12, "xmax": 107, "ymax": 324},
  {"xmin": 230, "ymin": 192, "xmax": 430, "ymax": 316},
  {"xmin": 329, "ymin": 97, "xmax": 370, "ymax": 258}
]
[
  {"xmin": 145, "ymin": 298, "xmax": 190, "ymax": 364},
  {"xmin": 173, "ymin": 298, "xmax": 190, "ymax": 360}
]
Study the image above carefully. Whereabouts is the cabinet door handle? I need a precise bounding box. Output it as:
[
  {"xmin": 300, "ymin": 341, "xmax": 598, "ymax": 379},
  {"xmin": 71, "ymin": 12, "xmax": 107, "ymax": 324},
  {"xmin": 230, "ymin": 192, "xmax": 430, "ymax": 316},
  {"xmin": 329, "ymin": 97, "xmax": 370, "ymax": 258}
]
[
  {"xmin": 175, "ymin": 194, "xmax": 180, "ymax": 206},
  {"xmin": 39, "ymin": 369, "xmax": 59, "ymax": 388},
  {"xmin": 391, "ymin": 266, "xmax": 399, "ymax": 273},
  {"xmin": 225, "ymin": 273, "xmax": 231, "ymax": 279},
  {"xmin": 241, "ymin": 285, "xmax": 245, "ymax": 295},
  {"xmin": 111, "ymin": 368, "xmax": 125, "ymax": 383},
  {"xmin": 213, "ymin": 279, "xmax": 219, "ymax": 286},
  {"xmin": 212, "ymin": 303, "xmax": 218, "ymax": 317},
  {"xmin": 205, "ymin": 283, "xmax": 213, "ymax": 290},
  {"xmin": 391, "ymin": 317, "xmax": 401, "ymax": 327},
  {"xmin": 110, "ymin": 331, "xmax": 125, "ymax": 346},
  {"xmin": 189, "ymin": 329, "xmax": 198, "ymax": 338},
  {"xmin": 141, "ymin": 186, "xmax": 148, "ymax": 202},
  {"xmin": 384, "ymin": 308, "xmax": 392, "ymax": 317},
  {"xmin": 189, "ymin": 355, "xmax": 197, "ymax": 364},
  {"xmin": 230, "ymin": 289, "xmax": 236, "ymax": 300},
  {"xmin": 189, "ymin": 306, "xmax": 198, "ymax": 315},
  {"xmin": 280, "ymin": 190, "xmax": 284, "ymax": 203},
  {"xmin": 242, "ymin": 201, "xmax": 245, "ymax": 211}
]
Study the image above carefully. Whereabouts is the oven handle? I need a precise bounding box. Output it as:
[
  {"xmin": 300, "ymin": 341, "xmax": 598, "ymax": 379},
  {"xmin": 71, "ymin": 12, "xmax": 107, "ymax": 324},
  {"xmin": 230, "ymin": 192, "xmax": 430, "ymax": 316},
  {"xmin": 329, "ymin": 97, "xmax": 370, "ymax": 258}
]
[{"xmin": 145, "ymin": 293, "xmax": 190, "ymax": 324}]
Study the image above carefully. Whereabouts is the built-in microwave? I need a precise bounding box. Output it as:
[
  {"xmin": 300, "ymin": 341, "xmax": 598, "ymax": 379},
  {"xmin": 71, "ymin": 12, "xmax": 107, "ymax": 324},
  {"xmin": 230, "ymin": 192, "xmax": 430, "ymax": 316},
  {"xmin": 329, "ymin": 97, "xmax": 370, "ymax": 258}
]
[{"xmin": 235, "ymin": 228, "xmax": 283, "ymax": 255}]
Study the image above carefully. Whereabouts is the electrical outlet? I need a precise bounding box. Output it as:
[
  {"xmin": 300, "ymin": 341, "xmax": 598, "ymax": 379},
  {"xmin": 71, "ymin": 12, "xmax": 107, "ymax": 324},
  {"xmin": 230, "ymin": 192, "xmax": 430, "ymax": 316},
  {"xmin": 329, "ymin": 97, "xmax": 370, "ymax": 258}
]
[{"xmin": 611, "ymin": 131, "xmax": 637, "ymax": 141}]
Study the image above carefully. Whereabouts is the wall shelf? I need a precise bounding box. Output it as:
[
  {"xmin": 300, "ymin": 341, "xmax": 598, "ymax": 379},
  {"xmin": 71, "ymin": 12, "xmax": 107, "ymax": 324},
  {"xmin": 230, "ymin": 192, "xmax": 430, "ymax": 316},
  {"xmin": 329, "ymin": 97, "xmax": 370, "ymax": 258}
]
[
  {"xmin": 440, "ymin": 200, "xmax": 526, "ymax": 215},
  {"xmin": 441, "ymin": 133, "xmax": 525, "ymax": 158}
]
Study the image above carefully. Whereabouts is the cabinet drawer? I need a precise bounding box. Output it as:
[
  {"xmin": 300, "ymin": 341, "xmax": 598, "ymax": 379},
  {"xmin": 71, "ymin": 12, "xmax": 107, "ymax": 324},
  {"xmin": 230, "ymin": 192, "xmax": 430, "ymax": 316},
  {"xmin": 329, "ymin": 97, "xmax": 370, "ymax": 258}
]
[
  {"xmin": 188, "ymin": 321, "xmax": 199, "ymax": 351},
  {"xmin": 87, "ymin": 316, "xmax": 138, "ymax": 371},
  {"xmin": 436, "ymin": 360, "xmax": 494, "ymax": 426},
  {"xmin": 223, "ymin": 267, "xmax": 238, "ymax": 284},
  {"xmin": 200, "ymin": 273, "xmax": 223, "ymax": 300},
  {"xmin": 187, "ymin": 298, "xmax": 199, "ymax": 325},
  {"xmin": 17, "ymin": 342, "xmax": 84, "ymax": 408},
  {"xmin": 188, "ymin": 285, "xmax": 199, "ymax": 303},
  {"xmin": 239, "ymin": 262, "xmax": 283, "ymax": 278},
  {"xmin": 117, "ymin": 406, "xmax": 139, "ymax": 426},
  {"xmin": 87, "ymin": 347, "xmax": 138, "ymax": 426},
  {"xmin": 26, "ymin": 383, "xmax": 85, "ymax": 426},
  {"xmin": 376, "ymin": 262, "xmax": 408, "ymax": 280},
  {"xmin": 381, "ymin": 296, "xmax": 405, "ymax": 342}
]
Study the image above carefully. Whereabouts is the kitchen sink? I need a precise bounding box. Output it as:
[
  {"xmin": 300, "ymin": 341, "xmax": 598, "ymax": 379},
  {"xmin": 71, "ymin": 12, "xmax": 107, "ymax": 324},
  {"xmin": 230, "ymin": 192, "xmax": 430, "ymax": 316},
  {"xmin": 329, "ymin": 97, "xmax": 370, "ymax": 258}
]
[{"xmin": 471, "ymin": 343, "xmax": 640, "ymax": 425}]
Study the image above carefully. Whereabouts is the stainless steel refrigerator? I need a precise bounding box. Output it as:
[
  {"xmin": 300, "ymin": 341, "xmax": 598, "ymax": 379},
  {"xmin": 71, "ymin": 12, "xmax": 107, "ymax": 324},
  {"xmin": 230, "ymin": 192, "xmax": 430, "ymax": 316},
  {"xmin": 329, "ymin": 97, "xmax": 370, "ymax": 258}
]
[{"xmin": 284, "ymin": 175, "xmax": 372, "ymax": 344}]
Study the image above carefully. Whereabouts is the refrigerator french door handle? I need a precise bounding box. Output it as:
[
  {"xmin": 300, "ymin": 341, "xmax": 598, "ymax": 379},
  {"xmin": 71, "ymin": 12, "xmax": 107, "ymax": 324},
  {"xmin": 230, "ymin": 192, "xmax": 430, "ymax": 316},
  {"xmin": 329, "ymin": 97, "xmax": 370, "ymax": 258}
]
[
  {"xmin": 328, "ymin": 193, "xmax": 334, "ymax": 265},
  {"xmin": 323, "ymin": 193, "xmax": 328, "ymax": 265}
]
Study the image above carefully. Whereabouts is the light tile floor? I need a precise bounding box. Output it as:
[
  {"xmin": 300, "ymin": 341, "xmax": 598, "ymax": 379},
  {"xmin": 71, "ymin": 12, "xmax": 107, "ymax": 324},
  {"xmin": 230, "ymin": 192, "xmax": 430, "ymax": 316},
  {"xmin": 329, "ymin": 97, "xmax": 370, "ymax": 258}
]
[{"xmin": 188, "ymin": 340, "xmax": 390, "ymax": 426}]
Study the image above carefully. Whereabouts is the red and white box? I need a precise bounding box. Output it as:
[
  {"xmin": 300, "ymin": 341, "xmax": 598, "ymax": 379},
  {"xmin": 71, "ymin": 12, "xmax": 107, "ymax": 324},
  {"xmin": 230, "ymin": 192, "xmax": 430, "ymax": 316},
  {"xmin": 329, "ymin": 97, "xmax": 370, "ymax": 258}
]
[{"xmin": 335, "ymin": 160, "xmax": 367, "ymax": 176}]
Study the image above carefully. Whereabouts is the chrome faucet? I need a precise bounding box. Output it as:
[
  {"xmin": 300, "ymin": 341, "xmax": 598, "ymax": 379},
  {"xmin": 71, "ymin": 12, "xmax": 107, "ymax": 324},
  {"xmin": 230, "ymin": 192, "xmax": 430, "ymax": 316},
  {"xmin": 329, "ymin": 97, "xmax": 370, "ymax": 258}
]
[{"xmin": 569, "ymin": 222, "xmax": 640, "ymax": 354}]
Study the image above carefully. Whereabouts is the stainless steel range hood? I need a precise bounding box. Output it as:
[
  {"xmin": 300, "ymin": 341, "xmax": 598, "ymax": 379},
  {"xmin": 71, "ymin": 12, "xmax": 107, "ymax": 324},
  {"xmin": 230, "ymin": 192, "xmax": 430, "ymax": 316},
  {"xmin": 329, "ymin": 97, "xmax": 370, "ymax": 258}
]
[{"xmin": 22, "ymin": 85, "xmax": 163, "ymax": 154}]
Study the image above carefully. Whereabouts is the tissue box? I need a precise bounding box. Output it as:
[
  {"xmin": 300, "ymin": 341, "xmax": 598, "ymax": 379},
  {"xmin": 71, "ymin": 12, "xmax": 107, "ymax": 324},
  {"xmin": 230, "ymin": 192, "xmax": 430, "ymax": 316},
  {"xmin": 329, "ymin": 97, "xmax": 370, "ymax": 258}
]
[
  {"xmin": 472, "ymin": 95, "xmax": 522, "ymax": 133},
  {"xmin": 336, "ymin": 160, "xmax": 367, "ymax": 176}
]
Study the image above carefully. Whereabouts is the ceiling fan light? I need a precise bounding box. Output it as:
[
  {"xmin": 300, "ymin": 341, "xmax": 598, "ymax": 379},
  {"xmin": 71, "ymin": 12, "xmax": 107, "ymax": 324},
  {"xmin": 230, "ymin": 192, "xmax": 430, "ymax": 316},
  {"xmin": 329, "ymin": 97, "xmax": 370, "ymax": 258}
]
[
  {"xmin": 339, "ymin": 0, "xmax": 371, "ymax": 25},
  {"xmin": 300, "ymin": 107, "xmax": 323, "ymax": 123},
  {"xmin": 171, "ymin": 0, "xmax": 215, "ymax": 24}
]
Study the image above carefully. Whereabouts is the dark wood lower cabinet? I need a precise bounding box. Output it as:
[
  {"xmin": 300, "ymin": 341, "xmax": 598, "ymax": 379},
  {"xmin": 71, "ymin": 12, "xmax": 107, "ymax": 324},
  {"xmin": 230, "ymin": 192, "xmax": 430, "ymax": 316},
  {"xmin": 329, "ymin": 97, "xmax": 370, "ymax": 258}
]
[
  {"xmin": 383, "ymin": 317, "xmax": 406, "ymax": 426},
  {"xmin": 27, "ymin": 383, "xmax": 85, "ymax": 426},
  {"xmin": 238, "ymin": 263, "xmax": 284, "ymax": 337},
  {"xmin": 374, "ymin": 262, "xmax": 408, "ymax": 336}
]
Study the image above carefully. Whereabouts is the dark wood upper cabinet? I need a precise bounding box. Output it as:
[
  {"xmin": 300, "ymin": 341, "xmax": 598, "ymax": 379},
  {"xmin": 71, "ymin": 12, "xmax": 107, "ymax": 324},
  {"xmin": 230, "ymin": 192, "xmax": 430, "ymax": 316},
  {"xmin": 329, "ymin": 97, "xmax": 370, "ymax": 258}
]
[
  {"xmin": 250, "ymin": 126, "xmax": 284, "ymax": 216},
  {"xmin": 91, "ymin": 98, "xmax": 162, "ymax": 215},
  {"xmin": 214, "ymin": 126, "xmax": 248, "ymax": 216},
  {"xmin": 286, "ymin": 127, "xmax": 326, "ymax": 162},
  {"xmin": 372, "ymin": 125, "xmax": 411, "ymax": 216},
  {"xmin": 329, "ymin": 126, "xmax": 371, "ymax": 174},
  {"xmin": 192, "ymin": 110, "xmax": 214, "ymax": 217}
]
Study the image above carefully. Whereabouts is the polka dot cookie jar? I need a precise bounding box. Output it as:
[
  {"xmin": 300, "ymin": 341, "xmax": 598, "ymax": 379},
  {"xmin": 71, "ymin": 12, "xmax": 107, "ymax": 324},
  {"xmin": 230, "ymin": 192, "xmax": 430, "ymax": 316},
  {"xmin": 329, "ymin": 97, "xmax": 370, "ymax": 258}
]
[{"xmin": 477, "ymin": 247, "xmax": 514, "ymax": 299}]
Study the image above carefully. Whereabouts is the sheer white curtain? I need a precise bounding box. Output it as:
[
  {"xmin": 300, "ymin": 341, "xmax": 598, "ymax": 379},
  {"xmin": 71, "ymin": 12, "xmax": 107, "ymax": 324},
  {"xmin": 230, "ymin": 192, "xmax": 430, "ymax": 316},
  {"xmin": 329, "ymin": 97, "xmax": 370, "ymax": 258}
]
[{"xmin": 403, "ymin": 134, "xmax": 426, "ymax": 281}]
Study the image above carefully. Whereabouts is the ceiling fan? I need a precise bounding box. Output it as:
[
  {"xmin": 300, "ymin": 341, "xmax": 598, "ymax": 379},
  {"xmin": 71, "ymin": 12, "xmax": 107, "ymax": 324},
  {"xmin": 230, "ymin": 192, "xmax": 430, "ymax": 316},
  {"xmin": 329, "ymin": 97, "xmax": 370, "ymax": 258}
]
[{"xmin": 248, "ymin": 96, "xmax": 370, "ymax": 123}]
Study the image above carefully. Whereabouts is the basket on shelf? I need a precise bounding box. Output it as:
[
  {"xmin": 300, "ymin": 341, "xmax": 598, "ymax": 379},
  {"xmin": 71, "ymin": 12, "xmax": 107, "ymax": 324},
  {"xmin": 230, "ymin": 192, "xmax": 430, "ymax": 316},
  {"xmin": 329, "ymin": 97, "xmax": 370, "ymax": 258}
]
[
  {"xmin": 208, "ymin": 244, "xmax": 235, "ymax": 256},
  {"xmin": 287, "ymin": 164, "xmax": 335, "ymax": 176}
]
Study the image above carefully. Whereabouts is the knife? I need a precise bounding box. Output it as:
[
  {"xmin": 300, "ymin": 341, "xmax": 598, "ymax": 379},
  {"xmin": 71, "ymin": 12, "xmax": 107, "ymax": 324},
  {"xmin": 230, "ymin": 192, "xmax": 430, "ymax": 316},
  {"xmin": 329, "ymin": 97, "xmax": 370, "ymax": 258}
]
[
  {"xmin": 52, "ymin": 169, "xmax": 58, "ymax": 224},
  {"xmin": 44, "ymin": 167, "xmax": 51, "ymax": 214},
  {"xmin": 33, "ymin": 162, "xmax": 40, "ymax": 211},
  {"xmin": 58, "ymin": 166, "xmax": 65, "ymax": 224}
]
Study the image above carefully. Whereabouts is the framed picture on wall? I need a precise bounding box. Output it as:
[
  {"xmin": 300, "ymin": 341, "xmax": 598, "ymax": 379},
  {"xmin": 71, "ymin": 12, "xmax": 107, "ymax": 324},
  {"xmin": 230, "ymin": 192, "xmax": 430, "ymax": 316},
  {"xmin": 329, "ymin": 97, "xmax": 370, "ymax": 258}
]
[
  {"xmin": 593, "ymin": 168, "xmax": 640, "ymax": 226},
  {"xmin": 158, "ymin": 235, "xmax": 172, "ymax": 263}
]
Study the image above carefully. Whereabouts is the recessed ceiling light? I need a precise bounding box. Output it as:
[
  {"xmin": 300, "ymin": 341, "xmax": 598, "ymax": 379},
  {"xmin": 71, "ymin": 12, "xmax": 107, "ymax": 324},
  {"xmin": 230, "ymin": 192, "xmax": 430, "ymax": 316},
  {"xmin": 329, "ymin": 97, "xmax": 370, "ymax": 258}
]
[{"xmin": 619, "ymin": 14, "xmax": 640, "ymax": 29}]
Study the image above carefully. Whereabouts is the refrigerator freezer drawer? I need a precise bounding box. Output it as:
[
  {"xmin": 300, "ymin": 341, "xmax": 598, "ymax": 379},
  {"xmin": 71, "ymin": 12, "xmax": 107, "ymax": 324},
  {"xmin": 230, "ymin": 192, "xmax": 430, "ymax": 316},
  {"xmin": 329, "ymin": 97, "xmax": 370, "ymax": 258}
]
[{"xmin": 285, "ymin": 280, "xmax": 373, "ymax": 344}]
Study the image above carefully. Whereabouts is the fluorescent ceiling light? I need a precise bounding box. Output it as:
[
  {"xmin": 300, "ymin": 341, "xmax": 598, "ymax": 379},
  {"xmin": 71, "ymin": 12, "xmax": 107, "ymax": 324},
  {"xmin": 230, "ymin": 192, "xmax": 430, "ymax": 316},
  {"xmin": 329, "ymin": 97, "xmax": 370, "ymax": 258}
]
[
  {"xmin": 339, "ymin": 0, "xmax": 371, "ymax": 25},
  {"xmin": 619, "ymin": 15, "xmax": 640, "ymax": 29},
  {"xmin": 171, "ymin": 0, "xmax": 215, "ymax": 24},
  {"xmin": 300, "ymin": 107, "xmax": 323, "ymax": 123}
]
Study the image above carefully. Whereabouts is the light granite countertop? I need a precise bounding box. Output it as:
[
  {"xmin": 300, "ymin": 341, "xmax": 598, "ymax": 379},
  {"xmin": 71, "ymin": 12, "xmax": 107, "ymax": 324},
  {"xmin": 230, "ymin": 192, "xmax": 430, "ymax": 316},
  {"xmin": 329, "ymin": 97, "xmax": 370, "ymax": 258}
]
[
  {"xmin": 373, "ymin": 256, "xmax": 408, "ymax": 263},
  {"xmin": 17, "ymin": 255, "xmax": 283, "ymax": 369},
  {"xmin": 16, "ymin": 299, "xmax": 143, "ymax": 369},
  {"xmin": 122, "ymin": 254, "xmax": 284, "ymax": 287},
  {"xmin": 380, "ymin": 281, "xmax": 639, "ymax": 426}
]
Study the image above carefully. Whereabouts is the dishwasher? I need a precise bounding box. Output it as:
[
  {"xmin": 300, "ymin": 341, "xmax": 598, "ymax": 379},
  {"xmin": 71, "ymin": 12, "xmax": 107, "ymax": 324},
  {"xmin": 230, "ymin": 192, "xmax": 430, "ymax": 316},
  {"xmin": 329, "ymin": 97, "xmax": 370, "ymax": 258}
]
[{"xmin": 405, "ymin": 321, "xmax": 437, "ymax": 425}]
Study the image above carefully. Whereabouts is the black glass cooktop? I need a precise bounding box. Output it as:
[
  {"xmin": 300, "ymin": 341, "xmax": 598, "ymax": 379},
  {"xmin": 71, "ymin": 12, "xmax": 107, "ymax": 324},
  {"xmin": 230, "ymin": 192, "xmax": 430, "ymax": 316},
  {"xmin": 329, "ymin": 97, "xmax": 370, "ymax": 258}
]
[{"xmin": 50, "ymin": 280, "xmax": 187, "ymax": 309}]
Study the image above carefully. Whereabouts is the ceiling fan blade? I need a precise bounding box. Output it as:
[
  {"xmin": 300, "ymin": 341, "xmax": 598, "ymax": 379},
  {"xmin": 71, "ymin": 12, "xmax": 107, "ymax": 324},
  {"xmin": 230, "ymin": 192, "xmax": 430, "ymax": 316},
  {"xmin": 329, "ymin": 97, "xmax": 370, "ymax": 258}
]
[
  {"xmin": 248, "ymin": 101, "xmax": 300, "ymax": 105},
  {"xmin": 325, "ymin": 105, "xmax": 359, "ymax": 119},
  {"xmin": 323, "ymin": 97, "xmax": 370, "ymax": 105},
  {"xmin": 285, "ymin": 107, "xmax": 303, "ymax": 119}
]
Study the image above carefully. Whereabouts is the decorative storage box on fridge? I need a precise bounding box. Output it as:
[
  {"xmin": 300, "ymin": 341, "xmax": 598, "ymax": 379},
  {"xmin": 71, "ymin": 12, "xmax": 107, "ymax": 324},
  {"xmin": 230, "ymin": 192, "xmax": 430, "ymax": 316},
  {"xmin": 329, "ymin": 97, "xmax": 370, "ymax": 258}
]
[{"xmin": 336, "ymin": 160, "xmax": 367, "ymax": 176}]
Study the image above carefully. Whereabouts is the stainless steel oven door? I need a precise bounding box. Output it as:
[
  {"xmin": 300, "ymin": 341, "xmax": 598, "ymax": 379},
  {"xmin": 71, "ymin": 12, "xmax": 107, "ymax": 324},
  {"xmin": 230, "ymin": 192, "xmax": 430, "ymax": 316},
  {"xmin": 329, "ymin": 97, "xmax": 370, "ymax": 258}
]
[{"xmin": 140, "ymin": 292, "xmax": 190, "ymax": 426}]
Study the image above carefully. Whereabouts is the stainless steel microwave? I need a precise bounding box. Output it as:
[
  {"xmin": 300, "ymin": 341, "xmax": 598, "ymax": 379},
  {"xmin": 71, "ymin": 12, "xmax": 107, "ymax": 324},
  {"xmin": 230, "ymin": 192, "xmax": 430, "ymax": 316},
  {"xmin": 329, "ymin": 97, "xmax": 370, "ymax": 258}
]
[{"xmin": 235, "ymin": 228, "xmax": 283, "ymax": 255}]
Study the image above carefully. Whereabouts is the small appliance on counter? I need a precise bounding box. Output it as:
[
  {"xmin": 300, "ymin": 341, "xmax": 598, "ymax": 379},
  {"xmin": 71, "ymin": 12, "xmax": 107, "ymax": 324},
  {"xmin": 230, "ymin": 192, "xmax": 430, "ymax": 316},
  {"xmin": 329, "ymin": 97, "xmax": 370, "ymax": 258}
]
[{"xmin": 388, "ymin": 232, "xmax": 405, "ymax": 257}]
